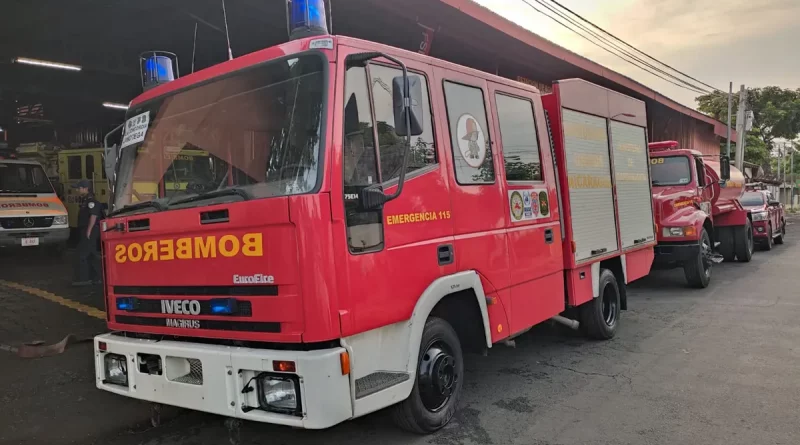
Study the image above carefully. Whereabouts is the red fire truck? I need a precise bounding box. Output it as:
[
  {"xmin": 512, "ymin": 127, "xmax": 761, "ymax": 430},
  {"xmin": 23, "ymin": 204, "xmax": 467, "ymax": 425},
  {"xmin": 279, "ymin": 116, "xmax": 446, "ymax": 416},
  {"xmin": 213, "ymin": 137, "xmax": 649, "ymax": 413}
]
[
  {"xmin": 649, "ymin": 141, "xmax": 752, "ymax": 288},
  {"xmin": 95, "ymin": 1, "xmax": 655, "ymax": 434}
]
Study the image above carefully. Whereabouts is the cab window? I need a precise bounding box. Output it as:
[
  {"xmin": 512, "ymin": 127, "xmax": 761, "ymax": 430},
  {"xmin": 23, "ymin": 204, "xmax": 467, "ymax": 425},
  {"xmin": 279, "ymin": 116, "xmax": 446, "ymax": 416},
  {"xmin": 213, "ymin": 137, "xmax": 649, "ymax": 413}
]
[
  {"xmin": 443, "ymin": 81, "xmax": 494, "ymax": 184},
  {"xmin": 650, "ymin": 156, "xmax": 691, "ymax": 186},
  {"xmin": 86, "ymin": 155, "xmax": 95, "ymax": 181},
  {"xmin": 495, "ymin": 93, "xmax": 542, "ymax": 181},
  {"xmin": 695, "ymin": 158, "xmax": 705, "ymax": 187},
  {"xmin": 68, "ymin": 156, "xmax": 82, "ymax": 180}
]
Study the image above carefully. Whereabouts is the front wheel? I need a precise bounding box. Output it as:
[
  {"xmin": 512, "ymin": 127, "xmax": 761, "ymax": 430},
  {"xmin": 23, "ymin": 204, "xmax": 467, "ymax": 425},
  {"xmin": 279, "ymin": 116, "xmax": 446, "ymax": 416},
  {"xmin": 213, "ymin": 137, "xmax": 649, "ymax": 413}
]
[
  {"xmin": 392, "ymin": 317, "xmax": 464, "ymax": 434},
  {"xmin": 684, "ymin": 228, "xmax": 712, "ymax": 288},
  {"xmin": 775, "ymin": 221, "xmax": 786, "ymax": 245},
  {"xmin": 734, "ymin": 219, "xmax": 754, "ymax": 262},
  {"xmin": 578, "ymin": 269, "xmax": 620, "ymax": 340},
  {"xmin": 762, "ymin": 225, "xmax": 774, "ymax": 251}
]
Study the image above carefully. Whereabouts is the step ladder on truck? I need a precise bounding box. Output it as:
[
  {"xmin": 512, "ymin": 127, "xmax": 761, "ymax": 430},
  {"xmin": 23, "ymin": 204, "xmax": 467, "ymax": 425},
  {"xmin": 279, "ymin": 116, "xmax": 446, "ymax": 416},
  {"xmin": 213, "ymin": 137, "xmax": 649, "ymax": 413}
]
[
  {"xmin": 94, "ymin": 0, "xmax": 656, "ymax": 435},
  {"xmin": 649, "ymin": 141, "xmax": 752, "ymax": 288}
]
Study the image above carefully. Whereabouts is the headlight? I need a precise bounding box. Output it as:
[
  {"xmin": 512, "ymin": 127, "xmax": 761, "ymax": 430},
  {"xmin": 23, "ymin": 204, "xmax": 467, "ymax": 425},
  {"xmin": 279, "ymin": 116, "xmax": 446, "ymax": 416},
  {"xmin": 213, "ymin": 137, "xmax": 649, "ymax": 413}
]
[
  {"xmin": 752, "ymin": 211, "xmax": 768, "ymax": 222},
  {"xmin": 662, "ymin": 226, "xmax": 697, "ymax": 237},
  {"xmin": 257, "ymin": 374, "xmax": 300, "ymax": 415},
  {"xmin": 53, "ymin": 215, "xmax": 68, "ymax": 226},
  {"xmin": 103, "ymin": 353, "xmax": 128, "ymax": 386}
]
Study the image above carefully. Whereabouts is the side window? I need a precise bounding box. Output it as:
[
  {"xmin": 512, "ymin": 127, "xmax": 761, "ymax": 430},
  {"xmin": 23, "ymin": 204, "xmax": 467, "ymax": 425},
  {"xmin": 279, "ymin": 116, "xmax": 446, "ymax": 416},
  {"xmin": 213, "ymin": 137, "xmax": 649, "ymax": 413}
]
[
  {"xmin": 368, "ymin": 64, "xmax": 436, "ymax": 181},
  {"xmin": 495, "ymin": 93, "xmax": 542, "ymax": 181},
  {"xmin": 443, "ymin": 81, "xmax": 494, "ymax": 184},
  {"xmin": 85, "ymin": 155, "xmax": 95, "ymax": 180},
  {"xmin": 695, "ymin": 158, "xmax": 705, "ymax": 187},
  {"xmin": 68, "ymin": 156, "xmax": 82, "ymax": 180},
  {"xmin": 342, "ymin": 64, "xmax": 382, "ymax": 253}
]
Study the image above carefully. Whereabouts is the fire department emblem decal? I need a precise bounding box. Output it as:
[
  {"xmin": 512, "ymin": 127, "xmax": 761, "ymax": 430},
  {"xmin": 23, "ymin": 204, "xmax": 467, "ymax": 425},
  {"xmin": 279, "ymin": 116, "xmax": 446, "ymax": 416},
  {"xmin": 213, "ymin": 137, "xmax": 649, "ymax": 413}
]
[
  {"xmin": 456, "ymin": 114, "xmax": 486, "ymax": 168},
  {"xmin": 510, "ymin": 191, "xmax": 524, "ymax": 221}
]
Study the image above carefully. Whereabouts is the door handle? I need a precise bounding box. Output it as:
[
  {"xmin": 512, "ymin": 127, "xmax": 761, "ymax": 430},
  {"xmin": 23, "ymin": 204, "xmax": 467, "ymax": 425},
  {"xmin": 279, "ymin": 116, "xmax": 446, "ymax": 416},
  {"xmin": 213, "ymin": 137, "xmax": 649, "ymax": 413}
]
[
  {"xmin": 437, "ymin": 244, "xmax": 454, "ymax": 266},
  {"xmin": 544, "ymin": 228, "xmax": 554, "ymax": 244}
]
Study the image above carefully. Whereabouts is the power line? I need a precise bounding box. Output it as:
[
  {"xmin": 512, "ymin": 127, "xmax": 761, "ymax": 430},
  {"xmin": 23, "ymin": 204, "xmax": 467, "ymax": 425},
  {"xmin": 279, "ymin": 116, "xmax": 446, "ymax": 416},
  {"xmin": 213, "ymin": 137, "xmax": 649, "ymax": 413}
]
[
  {"xmin": 517, "ymin": 0, "xmax": 709, "ymax": 95},
  {"xmin": 532, "ymin": 0, "xmax": 713, "ymax": 94},
  {"xmin": 544, "ymin": 0, "xmax": 723, "ymax": 92}
]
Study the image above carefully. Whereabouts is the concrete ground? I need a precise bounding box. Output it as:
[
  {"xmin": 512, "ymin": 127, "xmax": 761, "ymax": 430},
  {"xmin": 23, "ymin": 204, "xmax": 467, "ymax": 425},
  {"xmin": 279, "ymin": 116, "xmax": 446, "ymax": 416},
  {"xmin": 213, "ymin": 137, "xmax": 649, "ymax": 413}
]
[{"xmin": 1, "ymin": 223, "xmax": 799, "ymax": 445}]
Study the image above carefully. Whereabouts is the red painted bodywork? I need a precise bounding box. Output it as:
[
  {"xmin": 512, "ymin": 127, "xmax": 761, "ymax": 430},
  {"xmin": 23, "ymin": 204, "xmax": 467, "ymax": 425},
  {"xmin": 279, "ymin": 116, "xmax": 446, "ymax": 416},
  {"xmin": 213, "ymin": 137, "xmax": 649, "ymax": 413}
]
[
  {"xmin": 649, "ymin": 141, "xmax": 748, "ymax": 246},
  {"xmin": 103, "ymin": 36, "xmax": 654, "ymax": 346},
  {"xmin": 742, "ymin": 191, "xmax": 784, "ymax": 240}
]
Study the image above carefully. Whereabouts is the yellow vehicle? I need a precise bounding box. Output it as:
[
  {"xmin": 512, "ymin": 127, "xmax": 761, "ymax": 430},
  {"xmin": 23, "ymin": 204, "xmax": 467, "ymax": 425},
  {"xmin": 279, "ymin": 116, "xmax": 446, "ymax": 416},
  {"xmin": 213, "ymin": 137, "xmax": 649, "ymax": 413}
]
[
  {"xmin": 58, "ymin": 148, "xmax": 108, "ymax": 228},
  {"xmin": 129, "ymin": 147, "xmax": 210, "ymax": 202}
]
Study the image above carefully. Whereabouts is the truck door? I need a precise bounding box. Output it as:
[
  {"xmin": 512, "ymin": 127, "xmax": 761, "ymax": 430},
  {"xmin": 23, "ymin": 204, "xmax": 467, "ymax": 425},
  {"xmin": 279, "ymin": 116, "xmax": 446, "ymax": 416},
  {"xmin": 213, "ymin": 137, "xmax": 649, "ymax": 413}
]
[
  {"xmin": 332, "ymin": 50, "xmax": 455, "ymax": 336},
  {"xmin": 433, "ymin": 67, "xmax": 510, "ymax": 334},
  {"xmin": 487, "ymin": 83, "xmax": 565, "ymax": 335},
  {"xmin": 63, "ymin": 153, "xmax": 83, "ymax": 228}
]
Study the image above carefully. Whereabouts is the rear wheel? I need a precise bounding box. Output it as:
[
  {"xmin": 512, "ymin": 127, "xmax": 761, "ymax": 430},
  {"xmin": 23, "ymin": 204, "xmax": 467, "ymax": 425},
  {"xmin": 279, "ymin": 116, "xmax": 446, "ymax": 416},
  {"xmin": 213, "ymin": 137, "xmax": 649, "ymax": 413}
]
[
  {"xmin": 392, "ymin": 317, "xmax": 463, "ymax": 434},
  {"xmin": 775, "ymin": 221, "xmax": 786, "ymax": 245},
  {"xmin": 734, "ymin": 219, "xmax": 754, "ymax": 262},
  {"xmin": 684, "ymin": 228, "xmax": 712, "ymax": 288},
  {"xmin": 579, "ymin": 269, "xmax": 620, "ymax": 340},
  {"xmin": 717, "ymin": 227, "xmax": 735, "ymax": 262}
]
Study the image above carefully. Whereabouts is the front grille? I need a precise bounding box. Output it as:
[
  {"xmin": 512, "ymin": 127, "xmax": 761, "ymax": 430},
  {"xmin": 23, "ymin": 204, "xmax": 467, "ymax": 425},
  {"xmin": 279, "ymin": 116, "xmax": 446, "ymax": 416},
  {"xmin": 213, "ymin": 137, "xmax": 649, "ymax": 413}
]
[
  {"xmin": 115, "ymin": 315, "xmax": 280, "ymax": 332},
  {"xmin": 114, "ymin": 285, "xmax": 278, "ymax": 297},
  {"xmin": 117, "ymin": 298, "xmax": 252, "ymax": 317},
  {"xmin": 0, "ymin": 217, "xmax": 54, "ymax": 229}
]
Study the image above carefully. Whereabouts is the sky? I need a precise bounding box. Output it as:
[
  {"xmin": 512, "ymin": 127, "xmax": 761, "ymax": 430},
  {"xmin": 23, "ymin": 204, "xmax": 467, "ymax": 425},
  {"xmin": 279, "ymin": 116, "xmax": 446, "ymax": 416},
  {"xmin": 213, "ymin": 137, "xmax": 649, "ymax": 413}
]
[{"xmin": 473, "ymin": 0, "xmax": 800, "ymax": 110}]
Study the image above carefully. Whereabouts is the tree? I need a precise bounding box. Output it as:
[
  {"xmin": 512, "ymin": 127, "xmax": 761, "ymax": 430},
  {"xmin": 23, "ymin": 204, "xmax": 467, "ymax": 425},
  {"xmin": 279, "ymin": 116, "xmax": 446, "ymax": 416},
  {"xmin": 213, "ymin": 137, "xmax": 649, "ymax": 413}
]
[{"xmin": 696, "ymin": 87, "xmax": 800, "ymax": 168}]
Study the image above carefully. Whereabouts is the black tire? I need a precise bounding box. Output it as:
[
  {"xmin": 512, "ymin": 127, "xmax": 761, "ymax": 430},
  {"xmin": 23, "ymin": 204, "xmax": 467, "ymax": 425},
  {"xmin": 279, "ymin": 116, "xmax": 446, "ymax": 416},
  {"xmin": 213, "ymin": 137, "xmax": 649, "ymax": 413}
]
[
  {"xmin": 775, "ymin": 221, "xmax": 785, "ymax": 245},
  {"xmin": 683, "ymin": 228, "xmax": 712, "ymax": 288},
  {"xmin": 734, "ymin": 219, "xmax": 754, "ymax": 262},
  {"xmin": 717, "ymin": 227, "xmax": 736, "ymax": 262},
  {"xmin": 391, "ymin": 317, "xmax": 464, "ymax": 434},
  {"xmin": 578, "ymin": 269, "xmax": 620, "ymax": 340},
  {"xmin": 763, "ymin": 225, "xmax": 773, "ymax": 251}
]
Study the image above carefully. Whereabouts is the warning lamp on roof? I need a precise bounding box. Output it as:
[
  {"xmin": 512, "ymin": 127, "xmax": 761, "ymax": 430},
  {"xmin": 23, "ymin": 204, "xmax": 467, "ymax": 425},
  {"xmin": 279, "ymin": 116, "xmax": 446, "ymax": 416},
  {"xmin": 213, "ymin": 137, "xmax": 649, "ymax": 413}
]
[
  {"xmin": 286, "ymin": 0, "xmax": 331, "ymax": 41},
  {"xmin": 139, "ymin": 51, "xmax": 179, "ymax": 91}
]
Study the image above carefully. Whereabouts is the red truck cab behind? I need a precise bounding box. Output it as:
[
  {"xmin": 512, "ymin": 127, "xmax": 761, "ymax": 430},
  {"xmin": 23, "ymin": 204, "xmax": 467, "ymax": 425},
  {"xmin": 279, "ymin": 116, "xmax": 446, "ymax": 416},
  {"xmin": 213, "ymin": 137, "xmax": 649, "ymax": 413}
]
[{"xmin": 95, "ymin": 35, "xmax": 654, "ymax": 432}]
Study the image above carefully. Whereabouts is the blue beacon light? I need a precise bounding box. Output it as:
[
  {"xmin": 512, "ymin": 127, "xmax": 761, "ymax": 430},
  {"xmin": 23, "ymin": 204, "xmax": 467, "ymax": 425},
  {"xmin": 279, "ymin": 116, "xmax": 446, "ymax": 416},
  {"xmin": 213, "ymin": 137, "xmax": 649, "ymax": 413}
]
[{"xmin": 288, "ymin": 0, "xmax": 329, "ymax": 40}]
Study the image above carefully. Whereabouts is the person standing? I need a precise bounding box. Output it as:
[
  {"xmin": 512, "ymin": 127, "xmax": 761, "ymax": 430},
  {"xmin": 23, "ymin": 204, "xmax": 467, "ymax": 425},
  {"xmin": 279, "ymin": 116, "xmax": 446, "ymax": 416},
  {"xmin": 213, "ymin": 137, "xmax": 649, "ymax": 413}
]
[{"xmin": 72, "ymin": 180, "xmax": 103, "ymax": 286}]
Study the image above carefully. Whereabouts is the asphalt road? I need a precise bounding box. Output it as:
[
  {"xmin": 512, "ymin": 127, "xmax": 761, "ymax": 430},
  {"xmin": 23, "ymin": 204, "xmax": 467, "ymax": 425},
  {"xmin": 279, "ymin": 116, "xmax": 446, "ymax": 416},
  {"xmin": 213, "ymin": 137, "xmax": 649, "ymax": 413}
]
[{"xmin": 2, "ymin": 225, "xmax": 800, "ymax": 445}]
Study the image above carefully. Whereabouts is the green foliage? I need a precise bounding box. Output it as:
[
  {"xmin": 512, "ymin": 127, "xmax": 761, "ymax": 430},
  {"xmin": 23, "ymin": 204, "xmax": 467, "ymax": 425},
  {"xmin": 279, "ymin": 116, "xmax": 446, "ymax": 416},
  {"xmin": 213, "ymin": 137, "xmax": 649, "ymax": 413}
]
[{"xmin": 696, "ymin": 87, "xmax": 800, "ymax": 167}]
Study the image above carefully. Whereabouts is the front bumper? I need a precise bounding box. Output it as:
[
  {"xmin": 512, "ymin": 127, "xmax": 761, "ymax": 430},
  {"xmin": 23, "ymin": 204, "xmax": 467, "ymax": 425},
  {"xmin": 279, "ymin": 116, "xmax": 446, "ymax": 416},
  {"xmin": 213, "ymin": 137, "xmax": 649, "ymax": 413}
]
[
  {"xmin": 752, "ymin": 220, "xmax": 770, "ymax": 239},
  {"xmin": 653, "ymin": 241, "xmax": 700, "ymax": 266},
  {"xmin": 95, "ymin": 333, "xmax": 353, "ymax": 429},
  {"xmin": 0, "ymin": 227, "xmax": 69, "ymax": 247}
]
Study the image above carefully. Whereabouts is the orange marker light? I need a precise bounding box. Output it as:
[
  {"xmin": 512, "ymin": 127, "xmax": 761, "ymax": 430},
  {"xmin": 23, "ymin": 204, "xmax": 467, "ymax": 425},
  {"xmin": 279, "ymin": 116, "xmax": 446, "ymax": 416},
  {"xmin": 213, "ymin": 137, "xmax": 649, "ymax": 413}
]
[
  {"xmin": 273, "ymin": 360, "xmax": 296, "ymax": 373},
  {"xmin": 683, "ymin": 226, "xmax": 697, "ymax": 237},
  {"xmin": 571, "ymin": 241, "xmax": 577, "ymax": 253},
  {"xmin": 340, "ymin": 351, "xmax": 350, "ymax": 376}
]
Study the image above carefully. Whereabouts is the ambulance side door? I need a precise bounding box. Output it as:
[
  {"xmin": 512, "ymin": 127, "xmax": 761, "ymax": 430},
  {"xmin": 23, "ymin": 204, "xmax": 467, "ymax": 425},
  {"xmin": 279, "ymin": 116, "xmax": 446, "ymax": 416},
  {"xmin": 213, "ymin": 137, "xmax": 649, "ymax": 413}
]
[{"xmin": 487, "ymin": 83, "xmax": 565, "ymax": 335}]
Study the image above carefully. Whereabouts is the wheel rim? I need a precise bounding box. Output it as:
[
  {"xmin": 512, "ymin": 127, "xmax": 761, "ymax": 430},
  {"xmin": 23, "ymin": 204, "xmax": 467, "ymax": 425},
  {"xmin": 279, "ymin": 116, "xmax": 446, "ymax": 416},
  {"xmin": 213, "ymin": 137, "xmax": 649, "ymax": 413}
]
[
  {"xmin": 601, "ymin": 283, "xmax": 618, "ymax": 327},
  {"xmin": 700, "ymin": 234, "xmax": 712, "ymax": 278},
  {"xmin": 747, "ymin": 223, "xmax": 754, "ymax": 253},
  {"xmin": 418, "ymin": 341, "xmax": 458, "ymax": 412}
]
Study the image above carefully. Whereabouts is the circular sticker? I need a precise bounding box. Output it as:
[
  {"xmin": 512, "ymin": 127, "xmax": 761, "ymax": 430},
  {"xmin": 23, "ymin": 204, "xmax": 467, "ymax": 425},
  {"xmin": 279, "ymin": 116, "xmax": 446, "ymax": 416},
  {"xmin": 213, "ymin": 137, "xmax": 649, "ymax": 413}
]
[
  {"xmin": 456, "ymin": 114, "xmax": 487, "ymax": 168},
  {"xmin": 539, "ymin": 191, "xmax": 550, "ymax": 216},
  {"xmin": 510, "ymin": 191, "xmax": 524, "ymax": 221},
  {"xmin": 88, "ymin": 202, "xmax": 95, "ymax": 209}
]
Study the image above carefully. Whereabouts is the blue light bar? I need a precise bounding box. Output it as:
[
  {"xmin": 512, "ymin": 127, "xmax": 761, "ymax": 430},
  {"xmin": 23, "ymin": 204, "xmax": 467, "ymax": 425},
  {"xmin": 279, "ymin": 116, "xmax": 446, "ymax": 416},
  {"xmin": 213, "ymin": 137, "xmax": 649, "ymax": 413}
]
[
  {"xmin": 289, "ymin": 0, "xmax": 328, "ymax": 40},
  {"xmin": 142, "ymin": 55, "xmax": 174, "ymax": 89},
  {"xmin": 209, "ymin": 298, "xmax": 239, "ymax": 315},
  {"xmin": 116, "ymin": 297, "xmax": 137, "ymax": 312}
]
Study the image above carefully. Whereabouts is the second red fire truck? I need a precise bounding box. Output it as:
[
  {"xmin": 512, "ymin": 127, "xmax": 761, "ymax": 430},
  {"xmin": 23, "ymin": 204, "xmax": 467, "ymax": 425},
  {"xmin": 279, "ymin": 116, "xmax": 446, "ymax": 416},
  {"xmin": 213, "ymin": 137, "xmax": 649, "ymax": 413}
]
[{"xmin": 95, "ymin": 1, "xmax": 656, "ymax": 434}]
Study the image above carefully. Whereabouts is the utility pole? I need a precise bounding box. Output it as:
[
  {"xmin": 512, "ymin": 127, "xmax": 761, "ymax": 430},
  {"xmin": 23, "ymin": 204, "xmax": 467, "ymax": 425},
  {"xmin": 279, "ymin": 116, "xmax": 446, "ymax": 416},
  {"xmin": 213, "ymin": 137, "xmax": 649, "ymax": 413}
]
[
  {"xmin": 726, "ymin": 82, "xmax": 732, "ymax": 159},
  {"xmin": 734, "ymin": 85, "xmax": 747, "ymax": 171},
  {"xmin": 790, "ymin": 143, "xmax": 795, "ymax": 208}
]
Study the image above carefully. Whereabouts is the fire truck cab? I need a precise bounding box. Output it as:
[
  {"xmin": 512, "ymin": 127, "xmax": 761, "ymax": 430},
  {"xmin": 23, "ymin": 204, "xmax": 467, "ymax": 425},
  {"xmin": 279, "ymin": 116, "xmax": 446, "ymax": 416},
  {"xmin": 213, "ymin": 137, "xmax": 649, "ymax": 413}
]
[{"xmin": 95, "ymin": 3, "xmax": 655, "ymax": 433}]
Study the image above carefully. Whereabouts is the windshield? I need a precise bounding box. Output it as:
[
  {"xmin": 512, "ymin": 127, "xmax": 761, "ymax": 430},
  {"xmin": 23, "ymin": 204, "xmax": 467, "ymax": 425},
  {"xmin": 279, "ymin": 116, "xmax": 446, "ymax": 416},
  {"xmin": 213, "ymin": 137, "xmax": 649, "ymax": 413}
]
[
  {"xmin": 740, "ymin": 192, "xmax": 766, "ymax": 207},
  {"xmin": 113, "ymin": 53, "xmax": 326, "ymax": 212},
  {"xmin": 650, "ymin": 156, "xmax": 692, "ymax": 186},
  {"xmin": 0, "ymin": 163, "xmax": 55, "ymax": 194}
]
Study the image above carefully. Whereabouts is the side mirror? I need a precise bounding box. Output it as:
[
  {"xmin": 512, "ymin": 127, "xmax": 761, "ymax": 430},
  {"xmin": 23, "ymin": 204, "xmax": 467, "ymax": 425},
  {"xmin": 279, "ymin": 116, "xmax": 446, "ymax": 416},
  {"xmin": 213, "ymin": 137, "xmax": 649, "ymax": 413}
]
[
  {"xmin": 359, "ymin": 184, "xmax": 387, "ymax": 211},
  {"xmin": 719, "ymin": 155, "xmax": 731, "ymax": 181},
  {"xmin": 392, "ymin": 75, "xmax": 424, "ymax": 136},
  {"xmin": 103, "ymin": 144, "xmax": 118, "ymax": 183},
  {"xmin": 769, "ymin": 200, "xmax": 781, "ymax": 207}
]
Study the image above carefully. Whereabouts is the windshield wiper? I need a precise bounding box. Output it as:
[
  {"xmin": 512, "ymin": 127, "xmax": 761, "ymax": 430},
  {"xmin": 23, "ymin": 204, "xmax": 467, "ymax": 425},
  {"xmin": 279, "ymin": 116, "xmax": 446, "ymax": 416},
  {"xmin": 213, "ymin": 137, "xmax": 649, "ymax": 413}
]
[
  {"xmin": 109, "ymin": 200, "xmax": 165, "ymax": 217},
  {"xmin": 168, "ymin": 187, "xmax": 252, "ymax": 207}
]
